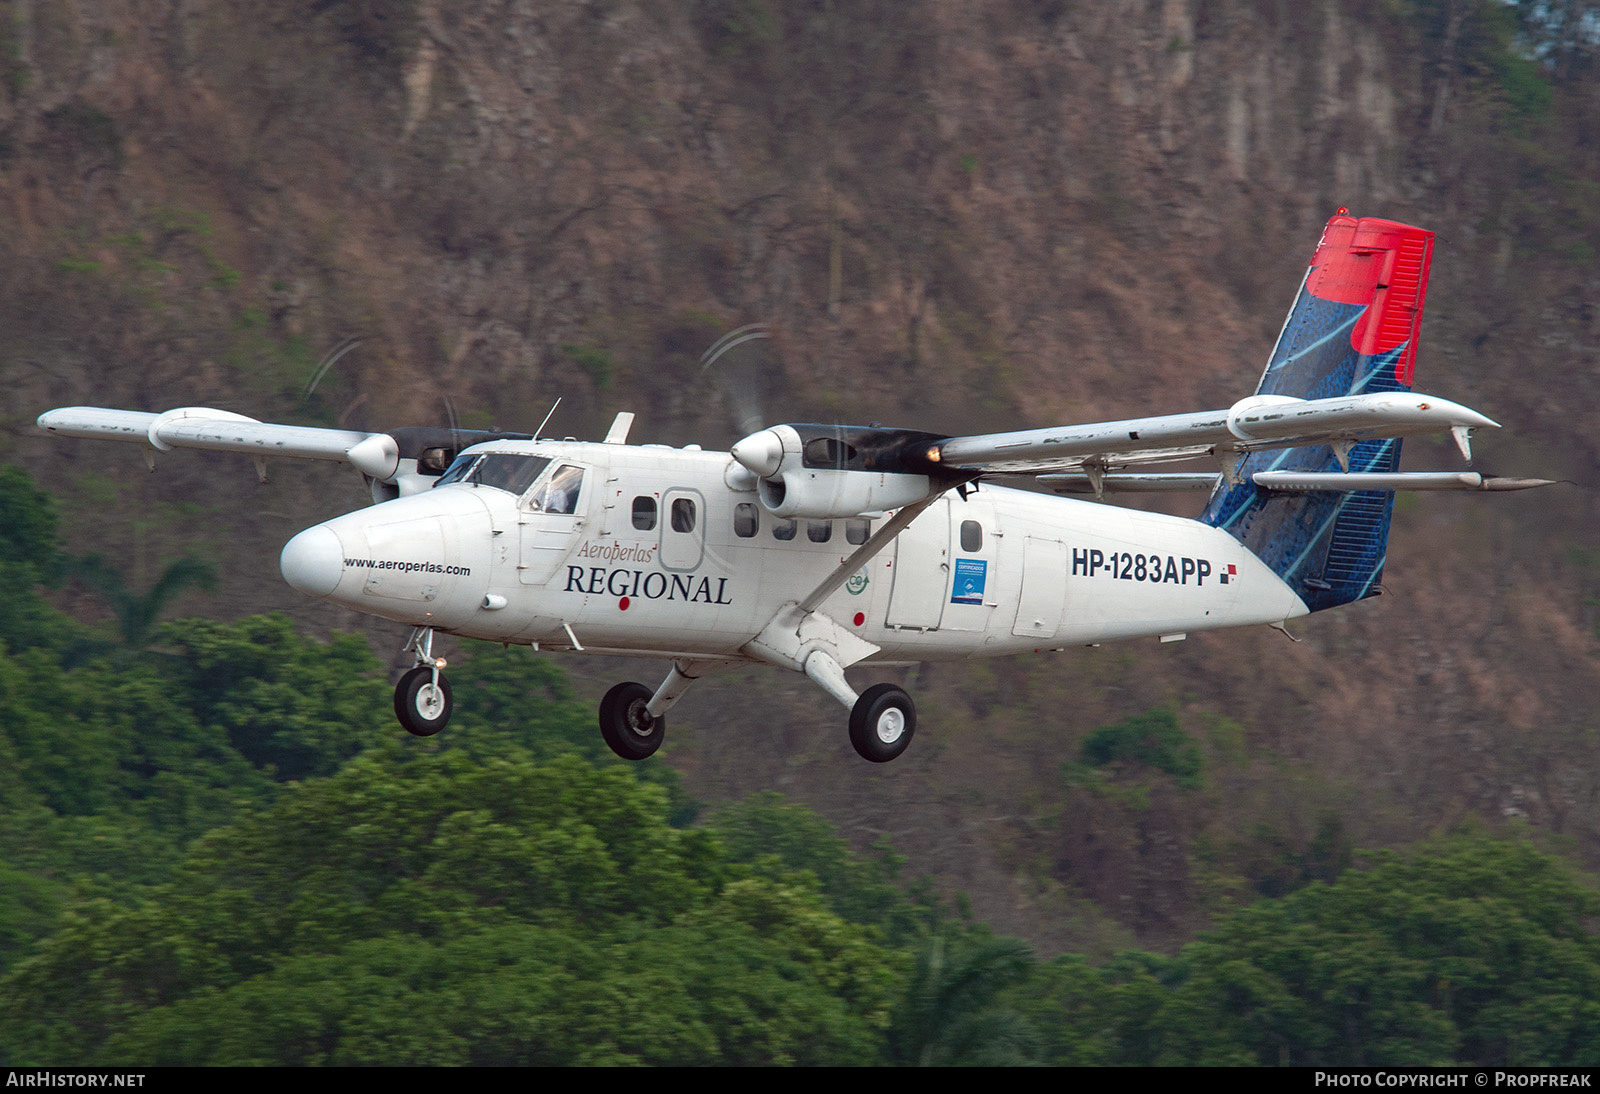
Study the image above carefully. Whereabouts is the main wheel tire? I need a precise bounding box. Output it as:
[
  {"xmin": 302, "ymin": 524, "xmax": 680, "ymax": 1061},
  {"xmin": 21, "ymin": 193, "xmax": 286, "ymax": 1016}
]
[
  {"xmin": 849, "ymin": 683, "xmax": 916, "ymax": 763},
  {"xmin": 599, "ymin": 681, "xmax": 665, "ymax": 760},
  {"xmin": 395, "ymin": 666, "xmax": 453, "ymax": 737}
]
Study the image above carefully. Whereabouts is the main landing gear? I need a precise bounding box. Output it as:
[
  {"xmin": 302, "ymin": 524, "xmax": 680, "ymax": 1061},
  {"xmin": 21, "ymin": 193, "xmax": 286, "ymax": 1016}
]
[
  {"xmin": 395, "ymin": 628, "xmax": 452, "ymax": 737},
  {"xmin": 597, "ymin": 660, "xmax": 705, "ymax": 761},
  {"xmin": 595, "ymin": 657, "xmax": 917, "ymax": 764},
  {"xmin": 599, "ymin": 681, "xmax": 665, "ymax": 760},
  {"xmin": 848, "ymin": 683, "xmax": 916, "ymax": 764}
]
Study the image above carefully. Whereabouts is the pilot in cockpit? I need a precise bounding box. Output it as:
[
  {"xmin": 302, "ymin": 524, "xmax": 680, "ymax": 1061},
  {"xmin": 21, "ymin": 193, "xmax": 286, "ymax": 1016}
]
[{"xmin": 528, "ymin": 463, "xmax": 583, "ymax": 515}]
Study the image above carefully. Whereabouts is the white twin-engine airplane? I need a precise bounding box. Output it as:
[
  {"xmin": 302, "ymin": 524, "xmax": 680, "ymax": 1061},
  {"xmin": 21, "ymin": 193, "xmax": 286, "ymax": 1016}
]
[{"xmin": 39, "ymin": 213, "xmax": 1552, "ymax": 762}]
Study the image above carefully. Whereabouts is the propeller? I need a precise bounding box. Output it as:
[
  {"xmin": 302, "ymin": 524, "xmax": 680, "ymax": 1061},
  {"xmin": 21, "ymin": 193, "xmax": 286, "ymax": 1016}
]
[{"xmin": 699, "ymin": 324, "xmax": 774, "ymax": 438}]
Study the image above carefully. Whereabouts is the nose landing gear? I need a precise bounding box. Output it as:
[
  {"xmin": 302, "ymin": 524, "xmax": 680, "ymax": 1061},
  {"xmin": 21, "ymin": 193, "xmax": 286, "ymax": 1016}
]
[{"xmin": 395, "ymin": 627, "xmax": 453, "ymax": 737}]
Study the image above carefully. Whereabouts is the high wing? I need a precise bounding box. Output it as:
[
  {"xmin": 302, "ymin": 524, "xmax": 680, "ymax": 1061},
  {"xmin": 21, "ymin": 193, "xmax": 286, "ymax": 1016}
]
[
  {"xmin": 729, "ymin": 214, "xmax": 1554, "ymax": 511},
  {"xmin": 38, "ymin": 406, "xmax": 391, "ymax": 469},
  {"xmin": 923, "ymin": 390, "xmax": 1498, "ymax": 477},
  {"xmin": 36, "ymin": 406, "xmax": 536, "ymax": 499}
]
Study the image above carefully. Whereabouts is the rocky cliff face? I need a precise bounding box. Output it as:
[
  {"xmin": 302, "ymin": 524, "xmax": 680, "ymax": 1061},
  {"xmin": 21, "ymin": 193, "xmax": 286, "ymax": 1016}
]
[{"xmin": 5, "ymin": 0, "xmax": 1598, "ymax": 950}]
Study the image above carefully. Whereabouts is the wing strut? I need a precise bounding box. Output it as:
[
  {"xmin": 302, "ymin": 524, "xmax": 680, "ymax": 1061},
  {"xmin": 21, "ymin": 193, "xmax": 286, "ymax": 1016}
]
[
  {"xmin": 798, "ymin": 491, "xmax": 947, "ymax": 613},
  {"xmin": 742, "ymin": 491, "xmax": 949, "ymax": 699}
]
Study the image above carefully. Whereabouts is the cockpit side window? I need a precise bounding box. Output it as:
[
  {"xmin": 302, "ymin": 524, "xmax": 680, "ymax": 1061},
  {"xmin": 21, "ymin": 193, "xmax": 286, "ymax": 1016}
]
[{"xmin": 527, "ymin": 463, "xmax": 584, "ymax": 514}]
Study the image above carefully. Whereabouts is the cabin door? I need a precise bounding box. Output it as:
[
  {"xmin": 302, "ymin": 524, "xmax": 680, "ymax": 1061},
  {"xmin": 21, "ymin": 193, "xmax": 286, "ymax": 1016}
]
[{"xmin": 884, "ymin": 498, "xmax": 949, "ymax": 630}]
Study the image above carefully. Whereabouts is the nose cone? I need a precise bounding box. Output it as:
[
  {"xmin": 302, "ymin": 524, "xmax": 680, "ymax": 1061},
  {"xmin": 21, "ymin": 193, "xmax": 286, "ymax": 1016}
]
[{"xmin": 280, "ymin": 526, "xmax": 343, "ymax": 599}]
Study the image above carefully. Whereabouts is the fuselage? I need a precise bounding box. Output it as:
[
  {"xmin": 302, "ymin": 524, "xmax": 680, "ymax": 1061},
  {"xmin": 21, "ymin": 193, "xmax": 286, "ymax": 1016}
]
[{"xmin": 279, "ymin": 439, "xmax": 1310, "ymax": 663}]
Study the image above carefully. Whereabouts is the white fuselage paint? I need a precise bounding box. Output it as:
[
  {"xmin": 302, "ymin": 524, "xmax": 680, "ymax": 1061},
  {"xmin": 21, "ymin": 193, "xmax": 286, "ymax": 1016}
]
[{"xmin": 292, "ymin": 440, "xmax": 1310, "ymax": 664}]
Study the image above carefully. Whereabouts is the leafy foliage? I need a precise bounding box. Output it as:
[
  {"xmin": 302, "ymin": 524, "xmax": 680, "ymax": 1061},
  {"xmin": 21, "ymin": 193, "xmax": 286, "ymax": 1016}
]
[
  {"xmin": 0, "ymin": 749, "xmax": 900, "ymax": 1065},
  {"xmin": 1080, "ymin": 708, "xmax": 1204, "ymax": 789},
  {"xmin": 710, "ymin": 791, "xmax": 920, "ymax": 941},
  {"xmin": 5, "ymin": 458, "xmax": 1600, "ymax": 1064},
  {"xmin": 69, "ymin": 555, "xmax": 218, "ymax": 649},
  {"xmin": 888, "ymin": 928, "xmax": 1036, "ymax": 1066},
  {"xmin": 1016, "ymin": 831, "xmax": 1600, "ymax": 1067}
]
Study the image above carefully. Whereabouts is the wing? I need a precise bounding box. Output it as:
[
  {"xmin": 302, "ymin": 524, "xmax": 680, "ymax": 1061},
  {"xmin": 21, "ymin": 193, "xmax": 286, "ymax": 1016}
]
[
  {"xmin": 924, "ymin": 391, "xmax": 1498, "ymax": 477},
  {"xmin": 36, "ymin": 406, "xmax": 535, "ymax": 498},
  {"xmin": 39, "ymin": 406, "xmax": 393, "ymax": 468}
]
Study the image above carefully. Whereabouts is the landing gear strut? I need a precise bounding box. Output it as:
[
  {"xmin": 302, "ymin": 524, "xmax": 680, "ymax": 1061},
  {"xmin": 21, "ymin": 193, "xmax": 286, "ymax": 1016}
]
[
  {"xmin": 395, "ymin": 627, "xmax": 452, "ymax": 737},
  {"xmin": 595, "ymin": 661, "xmax": 738, "ymax": 761},
  {"xmin": 803, "ymin": 648, "xmax": 918, "ymax": 763}
]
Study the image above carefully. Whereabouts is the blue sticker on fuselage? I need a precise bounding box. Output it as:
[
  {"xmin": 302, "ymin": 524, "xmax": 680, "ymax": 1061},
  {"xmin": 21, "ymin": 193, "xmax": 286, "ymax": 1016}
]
[{"xmin": 951, "ymin": 558, "xmax": 987, "ymax": 605}]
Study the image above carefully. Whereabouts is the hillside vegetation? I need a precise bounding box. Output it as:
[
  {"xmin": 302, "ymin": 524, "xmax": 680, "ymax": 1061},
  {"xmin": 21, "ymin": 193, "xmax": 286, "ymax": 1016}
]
[{"xmin": 3, "ymin": 467, "xmax": 1599, "ymax": 1065}]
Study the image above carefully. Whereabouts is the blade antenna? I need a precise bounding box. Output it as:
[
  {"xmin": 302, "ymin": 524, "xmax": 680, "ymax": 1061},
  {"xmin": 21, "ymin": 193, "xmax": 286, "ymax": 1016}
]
[{"xmin": 533, "ymin": 397, "xmax": 562, "ymax": 440}]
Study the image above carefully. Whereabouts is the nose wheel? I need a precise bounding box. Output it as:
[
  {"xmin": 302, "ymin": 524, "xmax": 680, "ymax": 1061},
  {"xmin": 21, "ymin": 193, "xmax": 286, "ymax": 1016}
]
[
  {"xmin": 395, "ymin": 666, "xmax": 453, "ymax": 736},
  {"xmin": 395, "ymin": 627, "xmax": 453, "ymax": 737}
]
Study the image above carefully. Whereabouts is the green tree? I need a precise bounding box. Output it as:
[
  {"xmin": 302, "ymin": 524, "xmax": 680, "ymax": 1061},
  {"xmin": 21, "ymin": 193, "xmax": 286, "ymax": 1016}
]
[
  {"xmin": 1037, "ymin": 831, "xmax": 1600, "ymax": 1066},
  {"xmin": 154, "ymin": 613, "xmax": 389, "ymax": 781},
  {"xmin": 0, "ymin": 749, "xmax": 910, "ymax": 1065},
  {"xmin": 888, "ymin": 927, "xmax": 1036, "ymax": 1066},
  {"xmin": 1079, "ymin": 708, "xmax": 1203, "ymax": 789},
  {"xmin": 710, "ymin": 791, "xmax": 919, "ymax": 940},
  {"xmin": 0, "ymin": 465, "xmax": 85, "ymax": 657},
  {"xmin": 69, "ymin": 555, "xmax": 217, "ymax": 649}
]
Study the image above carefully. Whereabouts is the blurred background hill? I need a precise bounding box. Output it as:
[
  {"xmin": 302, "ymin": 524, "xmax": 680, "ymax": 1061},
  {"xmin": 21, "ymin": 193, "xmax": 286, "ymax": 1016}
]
[{"xmin": 4, "ymin": 0, "xmax": 1600, "ymax": 960}]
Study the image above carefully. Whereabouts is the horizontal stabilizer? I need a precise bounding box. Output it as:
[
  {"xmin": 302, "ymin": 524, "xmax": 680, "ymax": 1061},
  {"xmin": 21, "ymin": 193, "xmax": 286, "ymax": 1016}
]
[
  {"xmin": 1253, "ymin": 471, "xmax": 1557, "ymax": 492},
  {"xmin": 1039, "ymin": 470, "xmax": 1556, "ymax": 496}
]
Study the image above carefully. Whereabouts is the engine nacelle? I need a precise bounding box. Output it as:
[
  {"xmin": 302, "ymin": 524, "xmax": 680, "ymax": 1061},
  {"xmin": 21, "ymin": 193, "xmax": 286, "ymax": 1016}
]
[
  {"xmin": 757, "ymin": 467, "xmax": 933, "ymax": 519},
  {"xmin": 730, "ymin": 423, "xmax": 951, "ymax": 519}
]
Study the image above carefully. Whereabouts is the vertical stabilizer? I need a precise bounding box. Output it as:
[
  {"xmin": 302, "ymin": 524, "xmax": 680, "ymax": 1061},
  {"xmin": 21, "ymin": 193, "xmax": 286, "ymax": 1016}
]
[{"xmin": 1200, "ymin": 214, "xmax": 1435, "ymax": 612}]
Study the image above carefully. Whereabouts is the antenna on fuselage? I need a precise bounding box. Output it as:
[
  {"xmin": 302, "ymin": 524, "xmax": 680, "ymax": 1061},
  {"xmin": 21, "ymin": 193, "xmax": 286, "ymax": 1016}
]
[{"xmin": 533, "ymin": 397, "xmax": 562, "ymax": 440}]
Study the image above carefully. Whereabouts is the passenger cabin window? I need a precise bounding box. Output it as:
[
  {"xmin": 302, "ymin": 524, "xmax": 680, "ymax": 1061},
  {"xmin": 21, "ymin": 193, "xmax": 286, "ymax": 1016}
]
[
  {"xmin": 632, "ymin": 496, "xmax": 658, "ymax": 531},
  {"xmin": 772, "ymin": 518, "xmax": 797, "ymax": 541},
  {"xmin": 734, "ymin": 503, "xmax": 759, "ymax": 538},
  {"xmin": 436, "ymin": 453, "xmax": 551, "ymax": 496},
  {"xmin": 807, "ymin": 520, "xmax": 832, "ymax": 544},
  {"xmin": 671, "ymin": 497, "xmax": 697, "ymax": 533},
  {"xmin": 845, "ymin": 518, "xmax": 871, "ymax": 545},
  {"xmin": 960, "ymin": 520, "xmax": 983, "ymax": 553},
  {"xmin": 527, "ymin": 463, "xmax": 583, "ymax": 514}
]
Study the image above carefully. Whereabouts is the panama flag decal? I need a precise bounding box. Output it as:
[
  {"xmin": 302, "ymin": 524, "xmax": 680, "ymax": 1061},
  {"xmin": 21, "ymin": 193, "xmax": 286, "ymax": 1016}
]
[{"xmin": 1220, "ymin": 563, "xmax": 1238, "ymax": 585}]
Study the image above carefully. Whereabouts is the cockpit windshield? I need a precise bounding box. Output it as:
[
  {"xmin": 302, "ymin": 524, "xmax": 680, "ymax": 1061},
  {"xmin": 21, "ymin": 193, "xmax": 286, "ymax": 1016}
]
[{"xmin": 434, "ymin": 453, "xmax": 551, "ymax": 495}]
